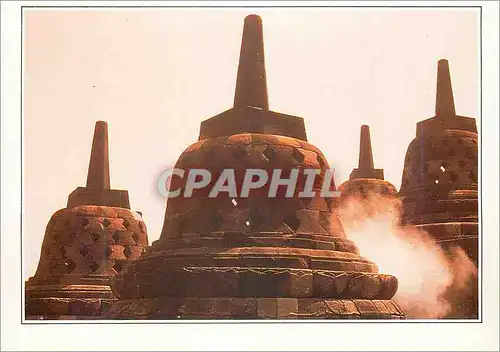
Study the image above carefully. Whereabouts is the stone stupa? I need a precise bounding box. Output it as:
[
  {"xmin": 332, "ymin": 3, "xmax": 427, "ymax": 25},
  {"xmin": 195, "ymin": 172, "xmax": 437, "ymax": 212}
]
[
  {"xmin": 398, "ymin": 59, "xmax": 479, "ymax": 318},
  {"xmin": 107, "ymin": 15, "xmax": 405, "ymax": 319},
  {"xmin": 25, "ymin": 121, "xmax": 149, "ymax": 319},
  {"xmin": 339, "ymin": 125, "xmax": 397, "ymax": 200}
]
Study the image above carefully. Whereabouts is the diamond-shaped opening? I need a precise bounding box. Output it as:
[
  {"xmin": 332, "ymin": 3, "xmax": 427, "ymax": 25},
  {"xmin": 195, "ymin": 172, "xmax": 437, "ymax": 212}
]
[
  {"xmin": 113, "ymin": 261, "xmax": 124, "ymax": 273},
  {"xmin": 64, "ymin": 258, "xmax": 76, "ymax": 273},
  {"xmin": 112, "ymin": 231, "xmax": 120, "ymax": 244},
  {"xmin": 138, "ymin": 222, "xmax": 146, "ymax": 233},
  {"xmin": 59, "ymin": 245, "xmax": 67, "ymax": 258},
  {"xmin": 81, "ymin": 218, "xmax": 90, "ymax": 228},
  {"xmin": 206, "ymin": 148, "xmax": 216, "ymax": 158},
  {"xmin": 123, "ymin": 247, "xmax": 132, "ymax": 258},
  {"xmin": 358, "ymin": 185, "xmax": 367, "ymax": 195},
  {"xmin": 283, "ymin": 213, "xmax": 301, "ymax": 231},
  {"xmin": 429, "ymin": 174, "xmax": 439, "ymax": 185},
  {"xmin": 79, "ymin": 244, "xmax": 89, "ymax": 257},
  {"xmin": 90, "ymin": 232, "xmax": 100, "ymax": 242},
  {"xmin": 470, "ymin": 171, "xmax": 478, "ymax": 183},
  {"xmin": 102, "ymin": 218, "xmax": 111, "ymax": 228},
  {"xmin": 212, "ymin": 212, "xmax": 223, "ymax": 231},
  {"xmin": 88, "ymin": 261, "xmax": 99, "ymax": 273},
  {"xmin": 249, "ymin": 209, "xmax": 264, "ymax": 232},
  {"xmin": 262, "ymin": 146, "xmax": 276, "ymax": 162},
  {"xmin": 122, "ymin": 219, "xmax": 130, "ymax": 229},
  {"xmin": 317, "ymin": 154, "xmax": 326, "ymax": 168},
  {"xmin": 292, "ymin": 148, "xmax": 305, "ymax": 163},
  {"xmin": 231, "ymin": 198, "xmax": 238, "ymax": 206},
  {"xmin": 132, "ymin": 233, "xmax": 139, "ymax": 244},
  {"xmin": 450, "ymin": 172, "xmax": 458, "ymax": 183},
  {"xmin": 178, "ymin": 217, "xmax": 188, "ymax": 233},
  {"xmin": 232, "ymin": 146, "xmax": 248, "ymax": 160},
  {"xmin": 325, "ymin": 197, "xmax": 333, "ymax": 211}
]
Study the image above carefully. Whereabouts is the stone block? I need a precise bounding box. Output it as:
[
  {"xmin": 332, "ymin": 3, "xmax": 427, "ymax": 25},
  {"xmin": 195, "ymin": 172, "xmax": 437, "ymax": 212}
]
[
  {"xmin": 378, "ymin": 274, "xmax": 398, "ymax": 299},
  {"xmin": 347, "ymin": 274, "xmax": 381, "ymax": 299},
  {"xmin": 313, "ymin": 271, "xmax": 337, "ymax": 297},
  {"xmin": 277, "ymin": 298, "xmax": 298, "ymax": 318},
  {"xmin": 257, "ymin": 298, "xmax": 277, "ymax": 318},
  {"xmin": 371, "ymin": 300, "xmax": 392, "ymax": 319},
  {"xmin": 228, "ymin": 298, "xmax": 258, "ymax": 318},
  {"xmin": 68, "ymin": 299, "xmax": 102, "ymax": 316}
]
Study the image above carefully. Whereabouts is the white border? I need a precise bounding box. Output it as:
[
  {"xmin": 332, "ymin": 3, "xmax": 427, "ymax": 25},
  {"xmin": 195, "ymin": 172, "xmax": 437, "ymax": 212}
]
[{"xmin": 1, "ymin": 1, "xmax": 499, "ymax": 351}]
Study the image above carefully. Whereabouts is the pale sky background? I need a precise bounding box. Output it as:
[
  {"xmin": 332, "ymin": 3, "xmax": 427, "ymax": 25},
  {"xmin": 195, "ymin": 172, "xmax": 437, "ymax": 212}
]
[{"xmin": 23, "ymin": 8, "xmax": 479, "ymax": 279}]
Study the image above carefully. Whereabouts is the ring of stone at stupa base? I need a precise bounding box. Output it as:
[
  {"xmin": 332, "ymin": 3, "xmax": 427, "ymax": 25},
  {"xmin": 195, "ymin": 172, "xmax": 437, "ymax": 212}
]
[
  {"xmin": 105, "ymin": 297, "xmax": 405, "ymax": 319},
  {"xmin": 110, "ymin": 259, "xmax": 399, "ymax": 301}
]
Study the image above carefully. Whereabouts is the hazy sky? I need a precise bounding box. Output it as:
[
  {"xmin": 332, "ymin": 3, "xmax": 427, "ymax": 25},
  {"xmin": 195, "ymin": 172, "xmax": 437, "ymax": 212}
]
[{"xmin": 23, "ymin": 8, "xmax": 479, "ymax": 278}]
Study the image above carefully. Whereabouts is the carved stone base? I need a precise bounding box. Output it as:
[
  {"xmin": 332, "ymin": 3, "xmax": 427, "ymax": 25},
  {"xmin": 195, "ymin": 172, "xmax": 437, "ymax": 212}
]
[
  {"xmin": 106, "ymin": 297, "xmax": 405, "ymax": 319},
  {"xmin": 25, "ymin": 279, "xmax": 116, "ymax": 319},
  {"xmin": 25, "ymin": 296, "xmax": 115, "ymax": 319}
]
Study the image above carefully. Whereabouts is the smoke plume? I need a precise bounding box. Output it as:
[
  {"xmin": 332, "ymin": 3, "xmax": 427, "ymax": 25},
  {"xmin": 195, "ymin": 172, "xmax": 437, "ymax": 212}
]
[{"xmin": 338, "ymin": 193, "xmax": 477, "ymax": 319}]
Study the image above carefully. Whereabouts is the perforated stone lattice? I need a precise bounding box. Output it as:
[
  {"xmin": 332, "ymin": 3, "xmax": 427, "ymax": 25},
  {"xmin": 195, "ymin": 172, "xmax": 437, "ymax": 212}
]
[
  {"xmin": 401, "ymin": 134, "xmax": 478, "ymax": 191},
  {"xmin": 33, "ymin": 205, "xmax": 149, "ymax": 278}
]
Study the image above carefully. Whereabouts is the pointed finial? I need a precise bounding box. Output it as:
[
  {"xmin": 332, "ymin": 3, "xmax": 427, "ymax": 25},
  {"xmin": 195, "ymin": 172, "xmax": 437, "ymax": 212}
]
[
  {"xmin": 86, "ymin": 121, "xmax": 110, "ymax": 190},
  {"xmin": 435, "ymin": 59, "xmax": 456, "ymax": 117},
  {"xmin": 233, "ymin": 14, "xmax": 269, "ymax": 110},
  {"xmin": 358, "ymin": 125, "xmax": 374, "ymax": 170}
]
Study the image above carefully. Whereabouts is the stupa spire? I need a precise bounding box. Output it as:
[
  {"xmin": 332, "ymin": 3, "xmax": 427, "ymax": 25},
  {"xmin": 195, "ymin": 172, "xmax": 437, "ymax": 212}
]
[
  {"xmin": 86, "ymin": 121, "xmax": 110, "ymax": 190},
  {"xmin": 435, "ymin": 59, "xmax": 456, "ymax": 117},
  {"xmin": 358, "ymin": 125, "xmax": 375, "ymax": 170},
  {"xmin": 347, "ymin": 125, "xmax": 384, "ymax": 181},
  {"xmin": 233, "ymin": 14, "xmax": 269, "ymax": 110}
]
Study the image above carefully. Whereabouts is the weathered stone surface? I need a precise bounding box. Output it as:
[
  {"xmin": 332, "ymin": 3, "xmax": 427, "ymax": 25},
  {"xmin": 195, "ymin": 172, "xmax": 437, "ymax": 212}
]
[
  {"xmin": 339, "ymin": 125, "xmax": 397, "ymax": 201},
  {"xmin": 25, "ymin": 297, "xmax": 115, "ymax": 318},
  {"xmin": 107, "ymin": 14, "xmax": 404, "ymax": 320},
  {"xmin": 347, "ymin": 275, "xmax": 381, "ymax": 299},
  {"xmin": 378, "ymin": 274, "xmax": 399, "ymax": 300},
  {"xmin": 25, "ymin": 121, "xmax": 149, "ymax": 320},
  {"xmin": 398, "ymin": 59, "xmax": 478, "ymax": 319},
  {"xmin": 105, "ymin": 297, "xmax": 404, "ymax": 319}
]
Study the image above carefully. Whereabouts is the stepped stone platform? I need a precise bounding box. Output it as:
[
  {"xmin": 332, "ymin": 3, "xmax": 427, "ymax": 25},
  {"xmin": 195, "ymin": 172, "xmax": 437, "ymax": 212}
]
[
  {"xmin": 399, "ymin": 59, "xmax": 478, "ymax": 319},
  {"xmin": 25, "ymin": 122, "xmax": 149, "ymax": 319},
  {"xmin": 107, "ymin": 15, "xmax": 405, "ymax": 320}
]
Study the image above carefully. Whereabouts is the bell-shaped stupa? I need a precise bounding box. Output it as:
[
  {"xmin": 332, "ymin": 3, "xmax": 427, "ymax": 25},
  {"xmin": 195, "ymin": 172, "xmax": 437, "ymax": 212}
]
[
  {"xmin": 339, "ymin": 125, "xmax": 397, "ymax": 200},
  {"xmin": 399, "ymin": 60, "xmax": 478, "ymax": 264},
  {"xmin": 25, "ymin": 121, "xmax": 149, "ymax": 319},
  {"xmin": 108, "ymin": 15, "xmax": 405, "ymax": 319},
  {"xmin": 399, "ymin": 59, "xmax": 478, "ymax": 318}
]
